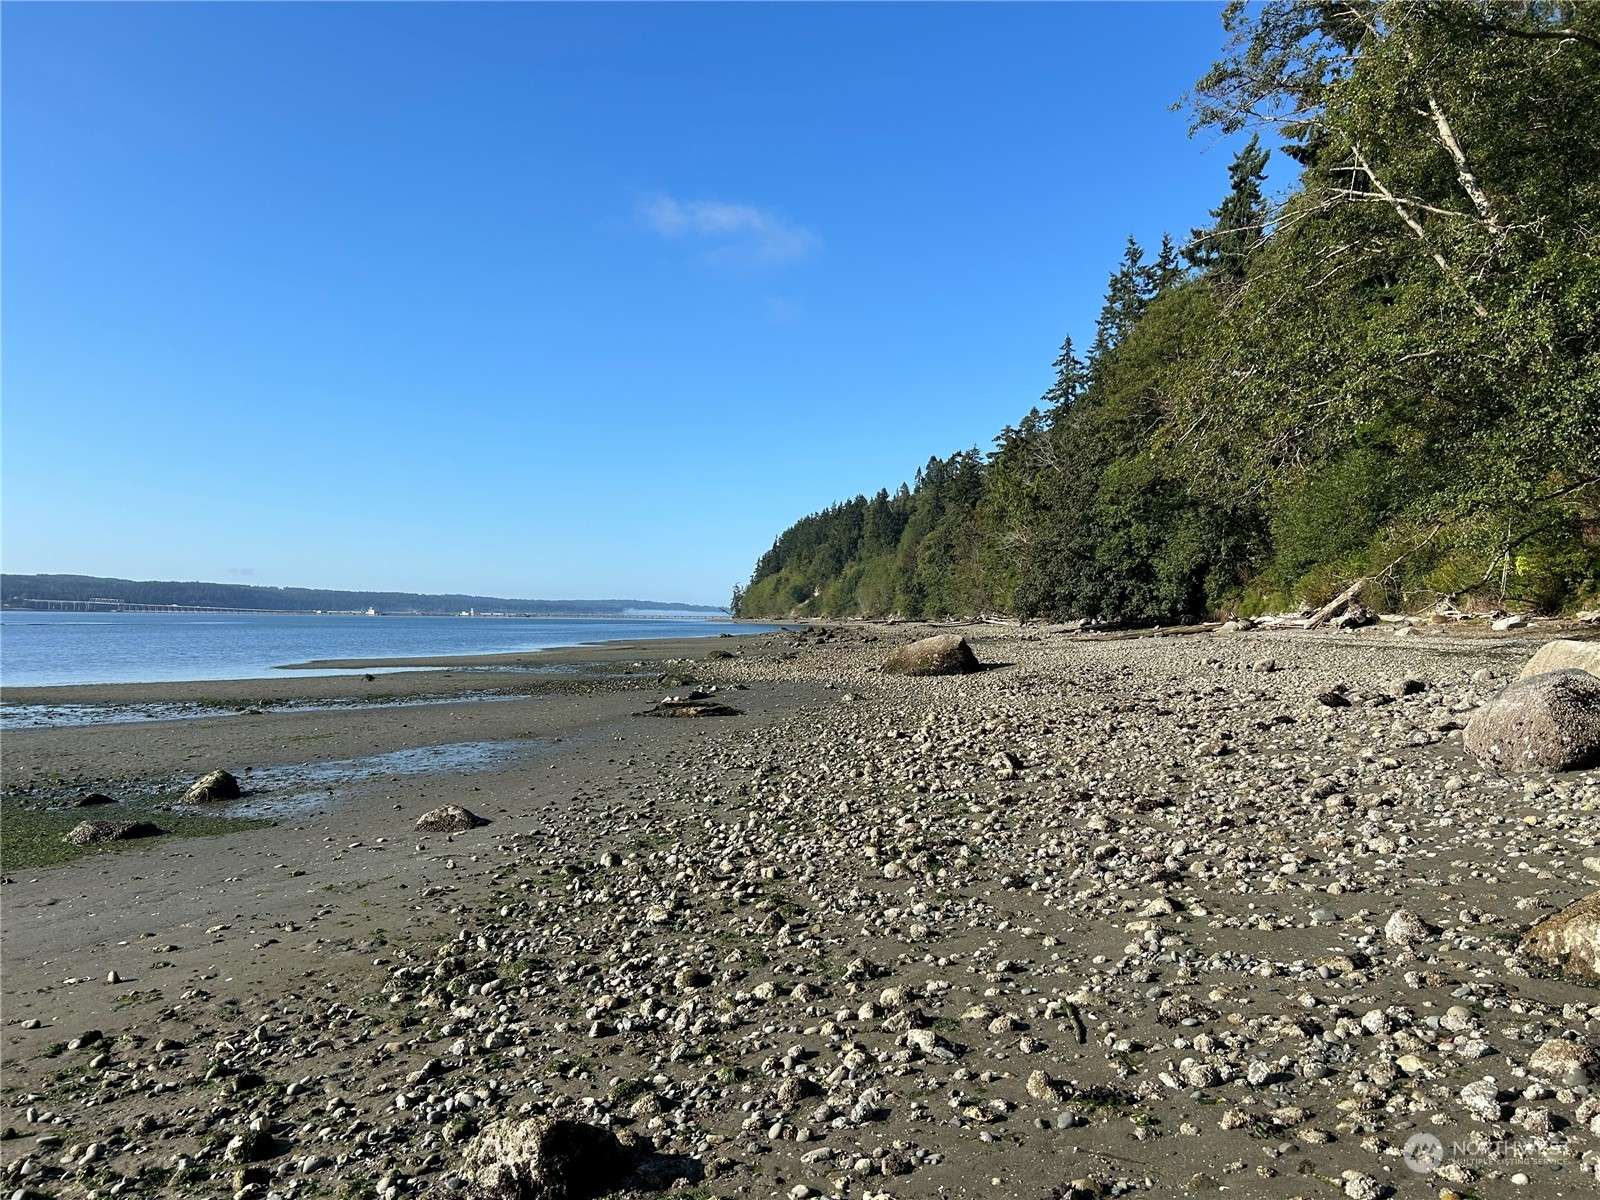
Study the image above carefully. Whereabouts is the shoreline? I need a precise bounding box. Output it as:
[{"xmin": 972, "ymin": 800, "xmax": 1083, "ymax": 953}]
[
  {"xmin": 0, "ymin": 629, "xmax": 796, "ymax": 707},
  {"xmin": 2, "ymin": 621, "xmax": 1598, "ymax": 1197}
]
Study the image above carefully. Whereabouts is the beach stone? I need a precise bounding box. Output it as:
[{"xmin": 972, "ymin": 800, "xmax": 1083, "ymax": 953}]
[
  {"xmin": 1528, "ymin": 1037, "xmax": 1598, "ymax": 1084},
  {"xmin": 1384, "ymin": 908, "xmax": 1438, "ymax": 947},
  {"xmin": 1520, "ymin": 891, "xmax": 1600, "ymax": 982},
  {"xmin": 75, "ymin": 793, "xmax": 116, "ymax": 807},
  {"xmin": 63, "ymin": 820, "xmax": 161, "ymax": 847},
  {"xmin": 416, "ymin": 804, "xmax": 487, "ymax": 833},
  {"xmin": 881, "ymin": 634, "xmax": 980, "ymax": 677},
  {"xmin": 1464, "ymin": 670, "xmax": 1600, "ymax": 771},
  {"xmin": 1519, "ymin": 639, "xmax": 1600, "ymax": 681},
  {"xmin": 458, "ymin": 1116, "xmax": 629, "ymax": 1199},
  {"xmin": 649, "ymin": 695, "xmax": 742, "ymax": 718},
  {"xmin": 184, "ymin": 769, "xmax": 241, "ymax": 803}
]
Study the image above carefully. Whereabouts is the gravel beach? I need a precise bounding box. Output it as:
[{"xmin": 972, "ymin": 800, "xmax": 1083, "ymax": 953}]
[{"xmin": 3, "ymin": 622, "xmax": 1599, "ymax": 1199}]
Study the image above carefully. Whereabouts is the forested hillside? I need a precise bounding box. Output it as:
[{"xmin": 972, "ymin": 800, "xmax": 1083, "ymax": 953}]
[{"xmin": 735, "ymin": 1, "xmax": 1599, "ymax": 623}]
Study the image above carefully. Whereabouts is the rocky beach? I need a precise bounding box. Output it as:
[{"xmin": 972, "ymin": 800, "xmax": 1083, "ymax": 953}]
[{"xmin": 3, "ymin": 621, "xmax": 1600, "ymax": 1200}]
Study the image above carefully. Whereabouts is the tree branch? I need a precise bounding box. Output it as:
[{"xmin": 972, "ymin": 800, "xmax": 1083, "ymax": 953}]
[
  {"xmin": 1421, "ymin": 86, "xmax": 1507, "ymax": 238},
  {"xmin": 1347, "ymin": 143, "xmax": 1489, "ymax": 319},
  {"xmin": 1476, "ymin": 22, "xmax": 1600, "ymax": 54}
]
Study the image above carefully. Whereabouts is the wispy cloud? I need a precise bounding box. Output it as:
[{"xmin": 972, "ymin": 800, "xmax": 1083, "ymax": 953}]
[{"xmin": 640, "ymin": 195, "xmax": 818, "ymax": 265}]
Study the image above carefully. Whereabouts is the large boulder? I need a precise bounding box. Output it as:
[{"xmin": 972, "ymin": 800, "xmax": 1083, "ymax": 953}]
[
  {"xmin": 416, "ymin": 804, "xmax": 487, "ymax": 833},
  {"xmin": 183, "ymin": 769, "xmax": 241, "ymax": 803},
  {"xmin": 1519, "ymin": 639, "xmax": 1600, "ymax": 681},
  {"xmin": 458, "ymin": 1117, "xmax": 629, "ymax": 1200},
  {"xmin": 1464, "ymin": 669, "xmax": 1600, "ymax": 771},
  {"xmin": 1528, "ymin": 1037, "xmax": 1598, "ymax": 1084},
  {"xmin": 881, "ymin": 634, "xmax": 981, "ymax": 677},
  {"xmin": 1520, "ymin": 891, "xmax": 1600, "ymax": 983}
]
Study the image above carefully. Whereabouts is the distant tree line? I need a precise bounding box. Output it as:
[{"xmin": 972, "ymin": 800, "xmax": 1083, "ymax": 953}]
[
  {"xmin": 2, "ymin": 574, "xmax": 723, "ymax": 615},
  {"xmin": 736, "ymin": 1, "xmax": 1599, "ymax": 623}
]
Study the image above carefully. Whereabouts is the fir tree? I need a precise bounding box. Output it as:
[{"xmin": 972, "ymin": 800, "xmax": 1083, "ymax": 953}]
[
  {"xmin": 1042, "ymin": 336, "xmax": 1089, "ymax": 411},
  {"xmin": 1183, "ymin": 134, "xmax": 1270, "ymax": 282}
]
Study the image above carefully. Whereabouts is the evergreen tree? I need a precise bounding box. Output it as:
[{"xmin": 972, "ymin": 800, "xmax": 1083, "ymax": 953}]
[
  {"xmin": 1183, "ymin": 133, "xmax": 1270, "ymax": 281},
  {"xmin": 1145, "ymin": 233, "xmax": 1186, "ymax": 297},
  {"xmin": 1090, "ymin": 237, "xmax": 1148, "ymax": 363},
  {"xmin": 1041, "ymin": 336, "xmax": 1089, "ymax": 411}
]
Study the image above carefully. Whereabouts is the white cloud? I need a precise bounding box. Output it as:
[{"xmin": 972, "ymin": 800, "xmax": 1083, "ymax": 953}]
[{"xmin": 640, "ymin": 195, "xmax": 818, "ymax": 264}]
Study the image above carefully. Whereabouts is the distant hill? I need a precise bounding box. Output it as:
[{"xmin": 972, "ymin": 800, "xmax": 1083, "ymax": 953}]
[{"xmin": 1, "ymin": 574, "xmax": 726, "ymax": 616}]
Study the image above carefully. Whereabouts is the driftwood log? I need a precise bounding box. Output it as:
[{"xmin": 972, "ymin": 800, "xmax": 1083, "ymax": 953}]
[{"xmin": 1305, "ymin": 578, "xmax": 1369, "ymax": 629}]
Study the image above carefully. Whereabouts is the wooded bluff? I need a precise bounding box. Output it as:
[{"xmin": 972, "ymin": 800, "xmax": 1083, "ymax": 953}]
[{"xmin": 734, "ymin": 2, "xmax": 1599, "ymax": 623}]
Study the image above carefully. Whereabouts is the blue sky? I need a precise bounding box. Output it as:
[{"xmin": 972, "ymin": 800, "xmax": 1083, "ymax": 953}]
[{"xmin": 2, "ymin": 2, "xmax": 1287, "ymax": 606}]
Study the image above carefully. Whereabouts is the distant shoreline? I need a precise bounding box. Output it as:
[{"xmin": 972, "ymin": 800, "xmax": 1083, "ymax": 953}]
[
  {"xmin": 3, "ymin": 607, "xmax": 734, "ymax": 619},
  {"xmin": 0, "ymin": 627, "xmax": 794, "ymax": 704}
]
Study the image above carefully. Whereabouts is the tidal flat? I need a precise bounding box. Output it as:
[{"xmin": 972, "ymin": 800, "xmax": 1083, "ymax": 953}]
[{"xmin": 2, "ymin": 622, "xmax": 1598, "ymax": 1198}]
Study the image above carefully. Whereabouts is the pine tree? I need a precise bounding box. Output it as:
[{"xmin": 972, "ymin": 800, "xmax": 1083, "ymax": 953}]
[{"xmin": 1183, "ymin": 134, "xmax": 1270, "ymax": 282}]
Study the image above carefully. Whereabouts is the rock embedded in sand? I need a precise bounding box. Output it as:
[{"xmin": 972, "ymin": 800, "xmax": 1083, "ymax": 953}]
[
  {"xmin": 1519, "ymin": 639, "xmax": 1600, "ymax": 681},
  {"xmin": 415, "ymin": 804, "xmax": 488, "ymax": 833},
  {"xmin": 881, "ymin": 634, "xmax": 980, "ymax": 677},
  {"xmin": 64, "ymin": 825, "xmax": 162, "ymax": 851},
  {"xmin": 63, "ymin": 819, "xmax": 162, "ymax": 846},
  {"xmin": 75, "ymin": 792, "xmax": 116, "ymax": 807},
  {"xmin": 183, "ymin": 768, "xmax": 241, "ymax": 803},
  {"xmin": 1464, "ymin": 669, "xmax": 1600, "ymax": 771},
  {"xmin": 647, "ymin": 691, "xmax": 742, "ymax": 718},
  {"xmin": 458, "ymin": 1116, "xmax": 629, "ymax": 1200},
  {"xmin": 1520, "ymin": 891, "xmax": 1600, "ymax": 982}
]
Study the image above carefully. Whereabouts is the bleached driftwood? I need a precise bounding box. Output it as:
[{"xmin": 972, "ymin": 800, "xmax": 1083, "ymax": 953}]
[{"xmin": 1304, "ymin": 578, "xmax": 1368, "ymax": 629}]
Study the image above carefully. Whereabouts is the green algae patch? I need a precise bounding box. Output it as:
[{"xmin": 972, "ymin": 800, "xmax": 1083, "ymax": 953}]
[{"xmin": 0, "ymin": 799, "xmax": 270, "ymax": 871}]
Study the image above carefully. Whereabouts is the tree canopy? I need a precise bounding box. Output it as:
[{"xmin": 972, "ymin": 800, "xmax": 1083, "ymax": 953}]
[{"xmin": 737, "ymin": 2, "xmax": 1599, "ymax": 622}]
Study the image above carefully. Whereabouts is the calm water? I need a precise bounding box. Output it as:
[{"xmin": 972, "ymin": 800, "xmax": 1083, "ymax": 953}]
[{"xmin": 0, "ymin": 610, "xmax": 781, "ymax": 687}]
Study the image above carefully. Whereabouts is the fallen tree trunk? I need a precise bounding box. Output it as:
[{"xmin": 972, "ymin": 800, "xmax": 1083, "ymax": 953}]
[{"xmin": 1305, "ymin": 578, "xmax": 1368, "ymax": 629}]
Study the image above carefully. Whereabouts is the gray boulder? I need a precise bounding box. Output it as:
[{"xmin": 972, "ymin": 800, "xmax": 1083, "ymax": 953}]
[
  {"xmin": 1464, "ymin": 669, "xmax": 1600, "ymax": 771},
  {"xmin": 458, "ymin": 1116, "xmax": 629, "ymax": 1199},
  {"xmin": 881, "ymin": 634, "xmax": 981, "ymax": 677},
  {"xmin": 416, "ymin": 804, "xmax": 487, "ymax": 833},
  {"xmin": 183, "ymin": 769, "xmax": 241, "ymax": 803},
  {"xmin": 1520, "ymin": 891, "xmax": 1600, "ymax": 983},
  {"xmin": 1518, "ymin": 638, "xmax": 1600, "ymax": 681}
]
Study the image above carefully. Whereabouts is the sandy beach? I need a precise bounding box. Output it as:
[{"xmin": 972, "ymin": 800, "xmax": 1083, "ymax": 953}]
[{"xmin": 3, "ymin": 622, "xmax": 1599, "ymax": 1198}]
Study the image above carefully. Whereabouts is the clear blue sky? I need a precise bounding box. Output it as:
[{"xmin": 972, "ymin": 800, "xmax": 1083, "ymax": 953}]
[{"xmin": 2, "ymin": 2, "xmax": 1285, "ymax": 607}]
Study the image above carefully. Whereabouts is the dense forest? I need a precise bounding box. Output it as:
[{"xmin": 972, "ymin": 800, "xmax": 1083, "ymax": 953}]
[
  {"xmin": 736, "ymin": 1, "xmax": 1599, "ymax": 623},
  {"xmin": 1, "ymin": 575, "xmax": 723, "ymax": 615}
]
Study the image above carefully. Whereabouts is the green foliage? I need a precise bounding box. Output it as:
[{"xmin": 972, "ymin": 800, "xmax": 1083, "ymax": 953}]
[{"xmin": 735, "ymin": 2, "xmax": 1599, "ymax": 623}]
